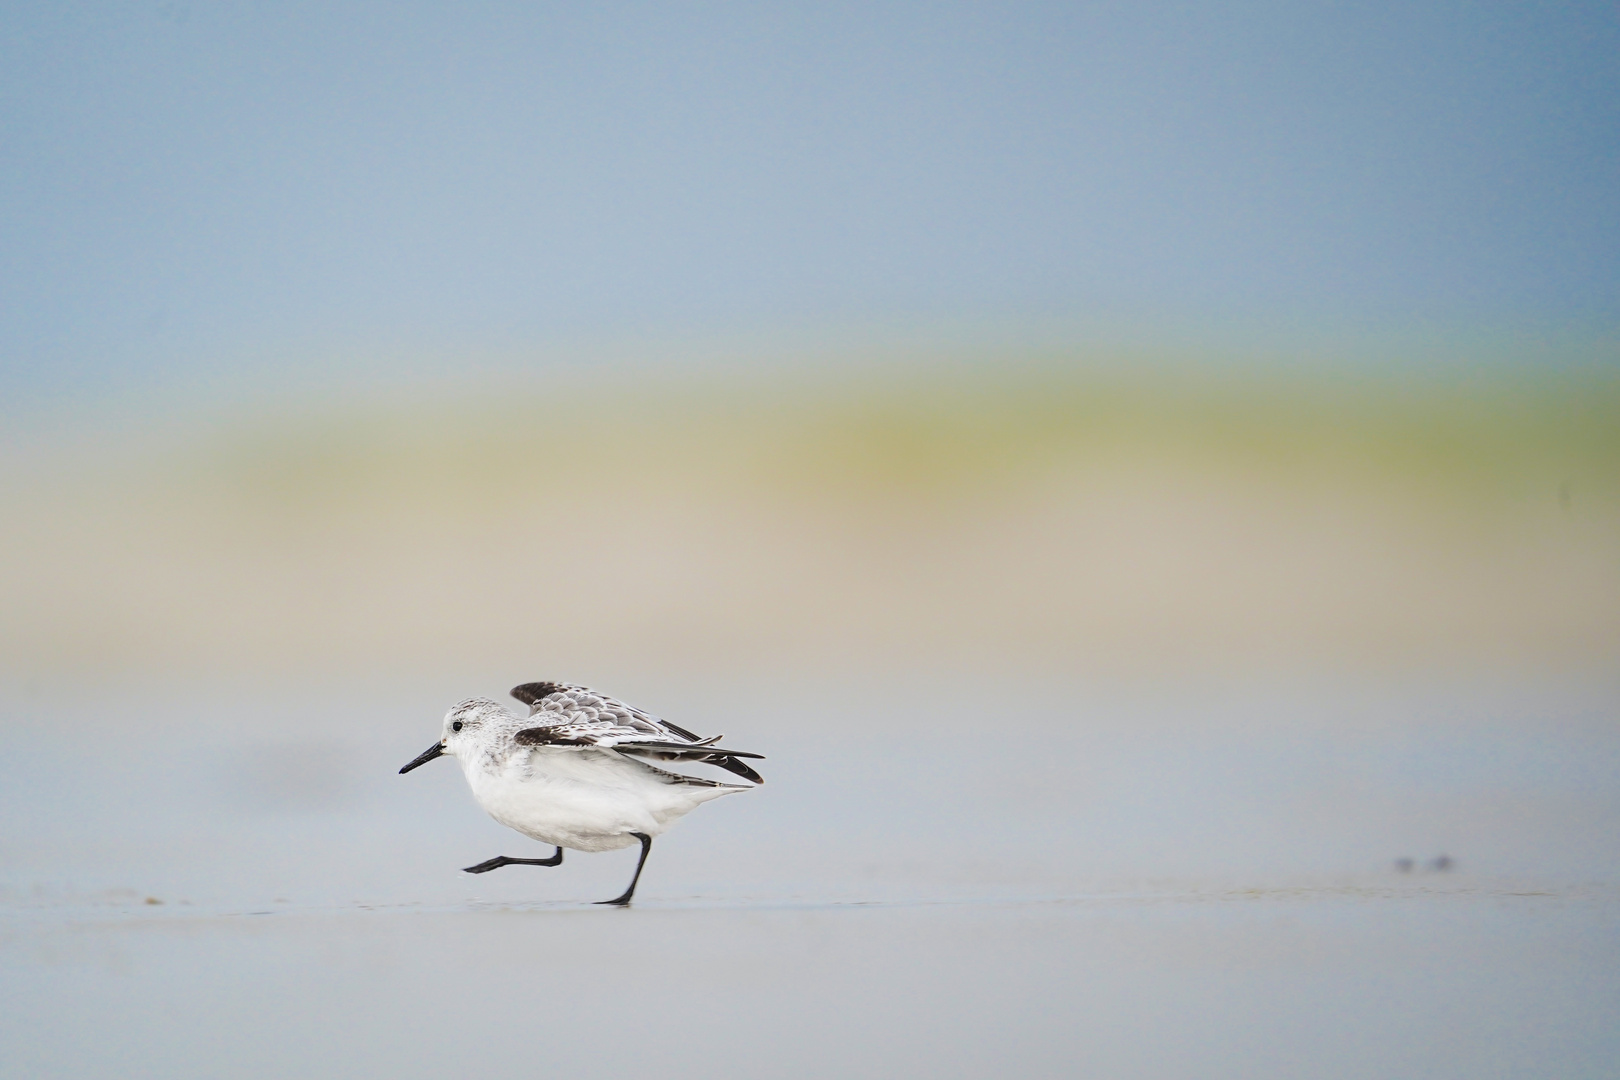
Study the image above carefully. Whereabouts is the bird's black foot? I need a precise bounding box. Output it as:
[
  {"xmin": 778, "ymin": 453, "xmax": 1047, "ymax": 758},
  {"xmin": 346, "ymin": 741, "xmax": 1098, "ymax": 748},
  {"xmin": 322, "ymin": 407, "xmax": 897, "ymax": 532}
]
[
  {"xmin": 593, "ymin": 833, "xmax": 653, "ymax": 906},
  {"xmin": 462, "ymin": 849, "xmax": 563, "ymax": 874}
]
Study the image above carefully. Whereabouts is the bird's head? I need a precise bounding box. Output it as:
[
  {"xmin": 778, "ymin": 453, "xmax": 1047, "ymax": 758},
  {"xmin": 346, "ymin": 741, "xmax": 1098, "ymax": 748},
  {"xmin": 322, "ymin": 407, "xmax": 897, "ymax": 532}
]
[{"xmin": 398, "ymin": 698, "xmax": 510, "ymax": 773}]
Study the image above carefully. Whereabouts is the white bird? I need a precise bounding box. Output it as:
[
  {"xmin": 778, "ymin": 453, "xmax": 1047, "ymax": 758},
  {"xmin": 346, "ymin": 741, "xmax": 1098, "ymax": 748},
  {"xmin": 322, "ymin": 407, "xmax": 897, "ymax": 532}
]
[{"xmin": 399, "ymin": 681, "xmax": 764, "ymax": 905}]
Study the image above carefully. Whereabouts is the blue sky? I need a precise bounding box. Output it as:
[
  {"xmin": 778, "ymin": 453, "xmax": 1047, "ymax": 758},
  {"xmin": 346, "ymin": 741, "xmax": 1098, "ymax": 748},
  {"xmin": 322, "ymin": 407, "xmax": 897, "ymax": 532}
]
[{"xmin": 2, "ymin": 1, "xmax": 1616, "ymax": 408}]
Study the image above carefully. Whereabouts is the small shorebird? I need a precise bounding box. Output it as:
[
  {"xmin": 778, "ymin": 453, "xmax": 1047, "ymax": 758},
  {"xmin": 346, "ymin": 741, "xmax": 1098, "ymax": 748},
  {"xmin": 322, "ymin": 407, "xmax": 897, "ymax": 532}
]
[{"xmin": 399, "ymin": 682, "xmax": 764, "ymax": 905}]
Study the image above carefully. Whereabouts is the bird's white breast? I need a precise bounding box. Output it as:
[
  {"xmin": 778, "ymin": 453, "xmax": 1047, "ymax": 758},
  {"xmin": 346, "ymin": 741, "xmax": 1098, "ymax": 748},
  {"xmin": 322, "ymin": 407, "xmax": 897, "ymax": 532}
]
[{"xmin": 459, "ymin": 745, "xmax": 739, "ymax": 852}]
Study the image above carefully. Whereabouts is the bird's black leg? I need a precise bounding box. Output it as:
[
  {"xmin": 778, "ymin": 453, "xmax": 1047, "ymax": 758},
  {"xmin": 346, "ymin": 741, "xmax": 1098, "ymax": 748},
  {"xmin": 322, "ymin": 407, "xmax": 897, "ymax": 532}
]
[
  {"xmin": 462, "ymin": 848, "xmax": 564, "ymax": 874},
  {"xmin": 595, "ymin": 833, "xmax": 653, "ymax": 906}
]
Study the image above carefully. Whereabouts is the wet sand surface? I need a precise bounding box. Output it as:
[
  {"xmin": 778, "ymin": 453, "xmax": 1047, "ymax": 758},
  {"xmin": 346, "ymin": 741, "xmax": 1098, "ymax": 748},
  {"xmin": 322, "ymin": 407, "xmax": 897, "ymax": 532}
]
[
  {"xmin": 6, "ymin": 887, "xmax": 1617, "ymax": 1080},
  {"xmin": 2, "ymin": 677, "xmax": 1617, "ymax": 1078}
]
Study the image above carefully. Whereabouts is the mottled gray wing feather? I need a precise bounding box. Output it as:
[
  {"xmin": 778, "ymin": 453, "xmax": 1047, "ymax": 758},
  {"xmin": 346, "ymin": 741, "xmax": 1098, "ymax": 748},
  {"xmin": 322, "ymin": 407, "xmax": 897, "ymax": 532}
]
[
  {"xmin": 510, "ymin": 682, "xmax": 700, "ymax": 738},
  {"xmin": 509, "ymin": 682, "xmax": 764, "ymax": 784}
]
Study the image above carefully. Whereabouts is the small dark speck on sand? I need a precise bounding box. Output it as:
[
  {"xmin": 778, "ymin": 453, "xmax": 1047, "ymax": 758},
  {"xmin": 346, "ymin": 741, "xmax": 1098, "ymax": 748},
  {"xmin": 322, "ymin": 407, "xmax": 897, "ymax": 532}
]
[{"xmin": 144, "ymin": 897, "xmax": 163, "ymax": 905}]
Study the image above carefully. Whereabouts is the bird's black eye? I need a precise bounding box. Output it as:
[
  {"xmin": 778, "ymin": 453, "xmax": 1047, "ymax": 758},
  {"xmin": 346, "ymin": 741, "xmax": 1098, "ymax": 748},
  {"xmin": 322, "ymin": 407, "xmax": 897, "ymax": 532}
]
[{"xmin": 452, "ymin": 721, "xmax": 463, "ymax": 732}]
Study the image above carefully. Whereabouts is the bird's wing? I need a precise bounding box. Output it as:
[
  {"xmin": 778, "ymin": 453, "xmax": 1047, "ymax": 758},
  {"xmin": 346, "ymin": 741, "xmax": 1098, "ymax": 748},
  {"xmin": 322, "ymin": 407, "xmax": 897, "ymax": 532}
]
[
  {"xmin": 510, "ymin": 682, "xmax": 701, "ymax": 739},
  {"xmin": 509, "ymin": 681, "xmax": 765, "ymax": 784}
]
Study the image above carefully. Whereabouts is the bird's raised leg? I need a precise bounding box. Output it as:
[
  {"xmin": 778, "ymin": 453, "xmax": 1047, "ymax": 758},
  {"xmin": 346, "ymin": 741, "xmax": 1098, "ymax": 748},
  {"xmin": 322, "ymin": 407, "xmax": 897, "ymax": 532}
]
[
  {"xmin": 462, "ymin": 848, "xmax": 564, "ymax": 874},
  {"xmin": 595, "ymin": 833, "xmax": 653, "ymax": 906}
]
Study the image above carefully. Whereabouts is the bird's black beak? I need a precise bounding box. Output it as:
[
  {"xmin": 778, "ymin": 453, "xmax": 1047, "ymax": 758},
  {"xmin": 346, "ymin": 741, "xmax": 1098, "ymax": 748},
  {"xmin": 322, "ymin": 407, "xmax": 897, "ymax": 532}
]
[{"xmin": 399, "ymin": 742, "xmax": 445, "ymax": 774}]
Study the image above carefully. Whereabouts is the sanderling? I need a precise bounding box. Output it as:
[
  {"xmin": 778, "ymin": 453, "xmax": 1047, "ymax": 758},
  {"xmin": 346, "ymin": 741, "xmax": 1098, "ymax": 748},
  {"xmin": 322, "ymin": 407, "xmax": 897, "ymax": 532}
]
[{"xmin": 399, "ymin": 681, "xmax": 764, "ymax": 905}]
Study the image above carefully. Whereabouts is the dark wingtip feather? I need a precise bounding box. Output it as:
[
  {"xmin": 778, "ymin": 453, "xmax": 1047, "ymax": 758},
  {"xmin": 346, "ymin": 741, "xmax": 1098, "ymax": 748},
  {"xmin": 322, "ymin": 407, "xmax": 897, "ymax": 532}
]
[
  {"xmin": 712, "ymin": 755, "xmax": 764, "ymax": 784},
  {"xmin": 659, "ymin": 718, "xmax": 702, "ymax": 741}
]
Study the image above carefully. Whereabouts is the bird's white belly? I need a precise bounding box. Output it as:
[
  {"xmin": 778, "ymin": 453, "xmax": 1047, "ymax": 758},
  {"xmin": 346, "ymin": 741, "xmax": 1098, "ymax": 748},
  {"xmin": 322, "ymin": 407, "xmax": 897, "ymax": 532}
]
[{"xmin": 462, "ymin": 748, "xmax": 731, "ymax": 853}]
